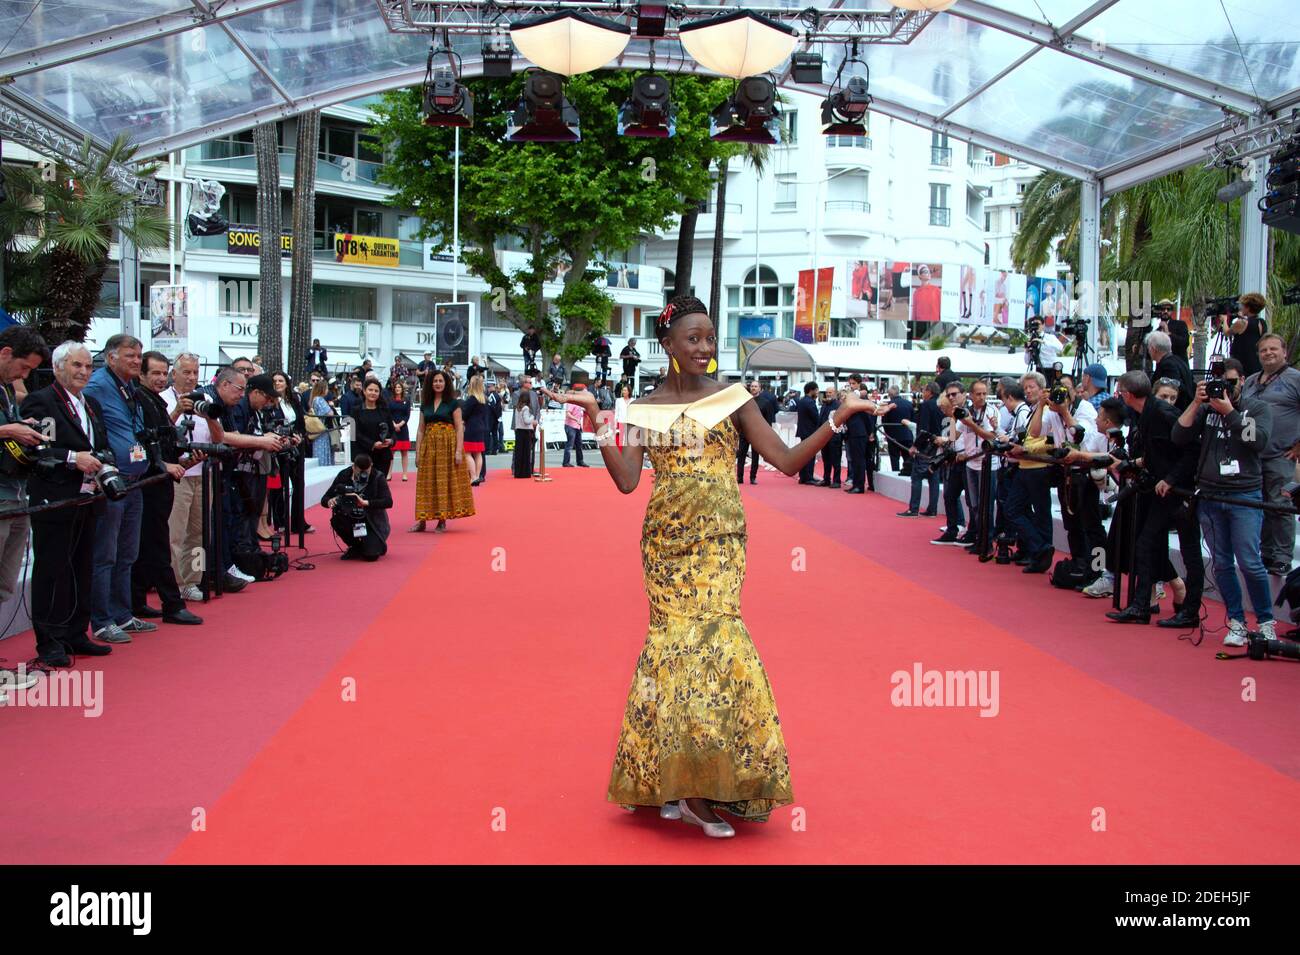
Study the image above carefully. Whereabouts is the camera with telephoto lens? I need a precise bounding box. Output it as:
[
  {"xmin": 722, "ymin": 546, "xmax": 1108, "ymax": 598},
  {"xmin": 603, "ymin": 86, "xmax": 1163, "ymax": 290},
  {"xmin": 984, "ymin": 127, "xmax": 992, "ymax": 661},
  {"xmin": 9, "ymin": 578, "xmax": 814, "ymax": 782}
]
[
  {"xmin": 1204, "ymin": 295, "xmax": 1240, "ymax": 320},
  {"xmin": 182, "ymin": 390, "xmax": 222, "ymax": 419},
  {"xmin": 951, "ymin": 405, "xmax": 969, "ymax": 421},
  {"xmin": 332, "ymin": 479, "xmax": 369, "ymax": 522},
  {"xmin": 1283, "ymin": 285, "xmax": 1300, "ymax": 307},
  {"xmin": 1049, "ymin": 383, "xmax": 1071, "ymax": 405},
  {"xmin": 172, "ymin": 419, "xmax": 234, "ymax": 458},
  {"xmin": 1205, "ymin": 354, "xmax": 1228, "ymax": 401},
  {"xmin": 92, "ymin": 450, "xmax": 129, "ymax": 501},
  {"xmin": 0, "ymin": 434, "xmax": 54, "ymax": 479},
  {"xmin": 1245, "ymin": 629, "xmax": 1300, "ymax": 661},
  {"xmin": 1060, "ymin": 317, "xmax": 1090, "ymax": 338}
]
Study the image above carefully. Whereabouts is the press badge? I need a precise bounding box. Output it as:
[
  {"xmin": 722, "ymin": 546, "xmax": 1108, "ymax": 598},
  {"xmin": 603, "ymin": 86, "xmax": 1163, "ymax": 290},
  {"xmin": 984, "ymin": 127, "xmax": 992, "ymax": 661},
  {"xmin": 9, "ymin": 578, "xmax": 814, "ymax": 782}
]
[
  {"xmin": 1220, "ymin": 459, "xmax": 1241, "ymax": 476},
  {"xmin": 353, "ymin": 523, "xmax": 367, "ymax": 537},
  {"xmin": 80, "ymin": 479, "xmax": 96, "ymax": 495},
  {"xmin": 129, "ymin": 443, "xmax": 146, "ymax": 464}
]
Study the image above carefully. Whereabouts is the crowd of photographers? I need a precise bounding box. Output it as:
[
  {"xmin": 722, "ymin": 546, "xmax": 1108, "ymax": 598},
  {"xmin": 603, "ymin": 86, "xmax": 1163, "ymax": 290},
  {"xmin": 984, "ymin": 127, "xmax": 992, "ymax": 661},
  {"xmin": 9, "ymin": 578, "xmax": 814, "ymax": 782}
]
[{"xmin": 886, "ymin": 318, "xmax": 1300, "ymax": 648}]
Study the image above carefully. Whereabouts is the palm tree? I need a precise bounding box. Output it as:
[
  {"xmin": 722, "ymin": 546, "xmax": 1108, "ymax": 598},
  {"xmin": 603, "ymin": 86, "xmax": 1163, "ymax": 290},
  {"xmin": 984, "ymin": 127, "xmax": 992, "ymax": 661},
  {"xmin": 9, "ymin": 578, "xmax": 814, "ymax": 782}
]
[
  {"xmin": 254, "ymin": 121, "xmax": 283, "ymax": 368},
  {"xmin": 288, "ymin": 110, "xmax": 321, "ymax": 382},
  {"xmin": 0, "ymin": 134, "xmax": 169, "ymax": 344},
  {"xmin": 708, "ymin": 142, "xmax": 769, "ymax": 324}
]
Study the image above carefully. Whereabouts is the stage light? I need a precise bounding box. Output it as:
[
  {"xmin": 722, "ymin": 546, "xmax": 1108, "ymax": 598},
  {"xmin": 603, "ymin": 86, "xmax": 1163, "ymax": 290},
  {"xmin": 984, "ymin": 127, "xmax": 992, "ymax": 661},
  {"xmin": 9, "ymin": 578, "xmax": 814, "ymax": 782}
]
[
  {"xmin": 821, "ymin": 75, "xmax": 872, "ymax": 136},
  {"xmin": 619, "ymin": 73, "xmax": 676, "ymax": 138},
  {"xmin": 679, "ymin": 10, "xmax": 797, "ymax": 79},
  {"xmin": 422, "ymin": 39, "xmax": 474, "ymax": 128},
  {"xmin": 791, "ymin": 51, "xmax": 824, "ymax": 84},
  {"xmin": 1261, "ymin": 139, "xmax": 1300, "ymax": 235},
  {"xmin": 710, "ymin": 76, "xmax": 780, "ymax": 145},
  {"xmin": 507, "ymin": 71, "xmax": 581, "ymax": 143},
  {"xmin": 510, "ymin": 11, "xmax": 630, "ymax": 76},
  {"xmin": 634, "ymin": 2, "xmax": 668, "ymax": 38},
  {"xmin": 481, "ymin": 30, "xmax": 514, "ymax": 78}
]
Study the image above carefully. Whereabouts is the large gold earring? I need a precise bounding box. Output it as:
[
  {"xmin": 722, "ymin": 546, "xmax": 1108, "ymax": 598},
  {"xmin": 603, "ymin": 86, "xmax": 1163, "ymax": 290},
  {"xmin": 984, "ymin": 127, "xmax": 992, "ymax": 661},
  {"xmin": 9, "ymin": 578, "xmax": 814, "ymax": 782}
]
[
  {"xmin": 671, "ymin": 354, "xmax": 680, "ymax": 374},
  {"xmin": 706, "ymin": 358, "xmax": 718, "ymax": 374}
]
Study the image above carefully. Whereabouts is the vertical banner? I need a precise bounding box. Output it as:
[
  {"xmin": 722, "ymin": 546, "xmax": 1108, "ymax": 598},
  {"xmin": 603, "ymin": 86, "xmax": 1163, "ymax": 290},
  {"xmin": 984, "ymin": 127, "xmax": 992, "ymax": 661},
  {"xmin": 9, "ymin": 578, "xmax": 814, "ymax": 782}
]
[
  {"xmin": 814, "ymin": 266, "xmax": 833, "ymax": 343},
  {"xmin": 1029, "ymin": 277, "xmax": 1066, "ymax": 331},
  {"xmin": 954, "ymin": 265, "xmax": 978, "ymax": 323},
  {"xmin": 148, "ymin": 284, "xmax": 188, "ymax": 360},
  {"xmin": 909, "ymin": 263, "xmax": 942, "ymax": 324},
  {"xmin": 435, "ymin": 302, "xmax": 471, "ymax": 365},
  {"xmin": 879, "ymin": 261, "xmax": 910, "ymax": 321},
  {"xmin": 1004, "ymin": 272, "xmax": 1027, "ymax": 330},
  {"xmin": 941, "ymin": 263, "xmax": 963, "ymax": 322},
  {"xmin": 847, "ymin": 259, "xmax": 877, "ymax": 320},
  {"xmin": 795, "ymin": 269, "xmax": 815, "ymax": 343}
]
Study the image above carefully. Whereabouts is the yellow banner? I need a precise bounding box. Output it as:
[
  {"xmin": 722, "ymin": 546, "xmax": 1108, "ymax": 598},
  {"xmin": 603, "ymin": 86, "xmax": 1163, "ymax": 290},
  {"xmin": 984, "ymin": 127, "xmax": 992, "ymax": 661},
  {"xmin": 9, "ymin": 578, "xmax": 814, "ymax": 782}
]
[{"xmin": 333, "ymin": 233, "xmax": 399, "ymax": 267}]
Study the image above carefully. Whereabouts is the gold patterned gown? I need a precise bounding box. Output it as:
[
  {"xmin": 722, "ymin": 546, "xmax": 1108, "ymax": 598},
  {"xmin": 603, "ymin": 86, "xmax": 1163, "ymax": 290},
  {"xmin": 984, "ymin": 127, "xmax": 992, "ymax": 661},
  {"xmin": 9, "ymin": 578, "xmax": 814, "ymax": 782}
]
[{"xmin": 607, "ymin": 383, "xmax": 793, "ymax": 821}]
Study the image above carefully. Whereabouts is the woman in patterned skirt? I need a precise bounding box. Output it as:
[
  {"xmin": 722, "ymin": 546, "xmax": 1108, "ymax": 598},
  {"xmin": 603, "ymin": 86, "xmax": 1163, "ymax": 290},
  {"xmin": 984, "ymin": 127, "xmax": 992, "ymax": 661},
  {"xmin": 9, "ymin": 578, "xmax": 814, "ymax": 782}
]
[
  {"xmin": 411, "ymin": 370, "xmax": 475, "ymax": 533},
  {"xmin": 552, "ymin": 295, "xmax": 877, "ymax": 838}
]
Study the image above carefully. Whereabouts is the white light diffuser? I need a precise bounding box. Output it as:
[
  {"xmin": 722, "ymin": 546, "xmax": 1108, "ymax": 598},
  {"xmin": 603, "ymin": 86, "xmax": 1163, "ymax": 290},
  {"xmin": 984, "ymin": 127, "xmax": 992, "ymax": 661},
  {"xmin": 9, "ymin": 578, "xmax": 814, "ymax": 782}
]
[
  {"xmin": 678, "ymin": 10, "xmax": 797, "ymax": 80},
  {"xmin": 510, "ymin": 11, "xmax": 631, "ymax": 77},
  {"xmin": 892, "ymin": 0, "xmax": 958, "ymax": 11}
]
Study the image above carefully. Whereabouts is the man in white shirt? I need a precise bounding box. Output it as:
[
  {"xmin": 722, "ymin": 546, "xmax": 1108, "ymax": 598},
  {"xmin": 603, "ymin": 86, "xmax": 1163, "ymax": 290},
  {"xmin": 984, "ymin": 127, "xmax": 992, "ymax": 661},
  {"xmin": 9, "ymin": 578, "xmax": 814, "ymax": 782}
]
[
  {"xmin": 162, "ymin": 353, "xmax": 244, "ymax": 596},
  {"xmin": 954, "ymin": 378, "xmax": 1001, "ymax": 554},
  {"xmin": 1038, "ymin": 375, "xmax": 1104, "ymax": 580}
]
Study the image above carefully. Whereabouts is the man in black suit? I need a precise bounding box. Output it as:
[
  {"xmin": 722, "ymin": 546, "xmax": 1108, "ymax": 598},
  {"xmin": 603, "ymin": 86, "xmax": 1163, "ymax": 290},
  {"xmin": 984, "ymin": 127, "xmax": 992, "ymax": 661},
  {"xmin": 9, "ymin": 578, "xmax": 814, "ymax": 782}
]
[
  {"xmin": 843, "ymin": 375, "xmax": 870, "ymax": 493},
  {"xmin": 735, "ymin": 380, "xmax": 764, "ymax": 485},
  {"xmin": 1146, "ymin": 330, "xmax": 1195, "ymax": 409},
  {"xmin": 796, "ymin": 382, "xmax": 822, "ymax": 484},
  {"xmin": 23, "ymin": 343, "xmax": 114, "ymax": 666},
  {"xmin": 322, "ymin": 453, "xmax": 393, "ymax": 560},
  {"xmin": 817, "ymin": 387, "xmax": 843, "ymax": 488},
  {"xmin": 306, "ymin": 339, "xmax": 328, "ymax": 374},
  {"xmin": 881, "ymin": 385, "xmax": 914, "ymax": 475}
]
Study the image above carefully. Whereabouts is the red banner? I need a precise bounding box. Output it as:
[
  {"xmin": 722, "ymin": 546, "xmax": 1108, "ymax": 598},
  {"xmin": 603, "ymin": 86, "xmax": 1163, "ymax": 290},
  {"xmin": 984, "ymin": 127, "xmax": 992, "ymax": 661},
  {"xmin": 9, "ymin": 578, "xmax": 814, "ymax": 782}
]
[{"xmin": 814, "ymin": 267, "xmax": 833, "ymax": 343}]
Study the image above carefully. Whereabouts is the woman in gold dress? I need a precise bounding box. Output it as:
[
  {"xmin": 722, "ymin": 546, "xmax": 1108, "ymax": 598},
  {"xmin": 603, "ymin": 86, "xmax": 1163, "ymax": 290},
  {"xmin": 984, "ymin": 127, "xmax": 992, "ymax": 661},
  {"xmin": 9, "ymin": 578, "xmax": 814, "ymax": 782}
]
[{"xmin": 554, "ymin": 296, "xmax": 876, "ymax": 838}]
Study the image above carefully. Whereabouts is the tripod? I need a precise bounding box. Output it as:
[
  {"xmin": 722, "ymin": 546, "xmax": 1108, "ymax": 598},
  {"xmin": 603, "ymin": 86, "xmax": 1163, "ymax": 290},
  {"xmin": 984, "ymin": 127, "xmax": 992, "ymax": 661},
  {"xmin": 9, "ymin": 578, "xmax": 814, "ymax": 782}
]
[{"xmin": 1070, "ymin": 328, "xmax": 1092, "ymax": 383}]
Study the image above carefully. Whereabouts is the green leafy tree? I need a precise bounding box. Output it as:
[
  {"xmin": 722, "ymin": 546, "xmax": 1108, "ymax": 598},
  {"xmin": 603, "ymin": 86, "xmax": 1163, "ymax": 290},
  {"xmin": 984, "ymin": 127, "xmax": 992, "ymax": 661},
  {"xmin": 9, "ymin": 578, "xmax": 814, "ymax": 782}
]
[
  {"xmin": 370, "ymin": 72, "xmax": 736, "ymax": 373},
  {"xmin": 0, "ymin": 134, "xmax": 169, "ymax": 344}
]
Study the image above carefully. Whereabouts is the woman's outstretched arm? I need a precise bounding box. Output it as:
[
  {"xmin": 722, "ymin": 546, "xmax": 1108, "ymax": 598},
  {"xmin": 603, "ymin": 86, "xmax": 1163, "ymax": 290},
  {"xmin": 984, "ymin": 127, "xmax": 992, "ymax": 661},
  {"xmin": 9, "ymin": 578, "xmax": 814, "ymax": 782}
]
[
  {"xmin": 733, "ymin": 394, "xmax": 876, "ymax": 477},
  {"xmin": 544, "ymin": 388, "xmax": 646, "ymax": 494}
]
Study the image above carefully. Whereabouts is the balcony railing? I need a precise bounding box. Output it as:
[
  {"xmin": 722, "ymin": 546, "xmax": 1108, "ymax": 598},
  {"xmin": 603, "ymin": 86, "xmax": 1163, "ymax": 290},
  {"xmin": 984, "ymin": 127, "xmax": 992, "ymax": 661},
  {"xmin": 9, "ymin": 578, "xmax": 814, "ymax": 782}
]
[
  {"xmin": 825, "ymin": 200, "xmax": 870, "ymax": 214},
  {"xmin": 191, "ymin": 144, "xmax": 384, "ymax": 186},
  {"xmin": 929, "ymin": 206, "xmax": 951, "ymax": 227},
  {"xmin": 930, "ymin": 146, "xmax": 952, "ymax": 166},
  {"xmin": 694, "ymin": 199, "xmax": 742, "ymax": 215},
  {"xmin": 825, "ymin": 134, "xmax": 872, "ymax": 150}
]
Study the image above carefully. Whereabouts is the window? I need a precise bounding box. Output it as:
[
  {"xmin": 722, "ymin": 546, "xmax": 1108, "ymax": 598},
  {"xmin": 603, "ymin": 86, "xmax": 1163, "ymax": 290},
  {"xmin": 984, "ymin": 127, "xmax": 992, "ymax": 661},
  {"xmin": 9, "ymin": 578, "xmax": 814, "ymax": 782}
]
[
  {"xmin": 1017, "ymin": 181, "xmax": 1028, "ymax": 194},
  {"xmin": 826, "ymin": 172, "xmax": 869, "ymax": 213},
  {"xmin": 774, "ymin": 175, "xmax": 797, "ymax": 211},
  {"xmin": 355, "ymin": 209, "xmax": 384, "ymax": 236},
  {"xmin": 984, "ymin": 243, "xmax": 991, "ymax": 266},
  {"xmin": 221, "ymin": 187, "xmax": 258, "ymax": 227},
  {"xmin": 984, "ymin": 211, "xmax": 992, "ymax": 233},
  {"xmin": 930, "ymin": 131, "xmax": 951, "ymax": 166},
  {"xmin": 1014, "ymin": 211, "xmax": 1023, "ymax": 227},
  {"xmin": 480, "ymin": 293, "xmax": 515, "ymax": 330},
  {"xmin": 726, "ymin": 266, "xmax": 794, "ymax": 347},
  {"xmin": 779, "ymin": 109, "xmax": 797, "ymax": 145},
  {"xmin": 393, "ymin": 289, "xmax": 449, "ymax": 325},
  {"xmin": 397, "ymin": 215, "xmax": 423, "ymax": 241},
  {"xmin": 313, "ymin": 284, "xmax": 376, "ymax": 322}
]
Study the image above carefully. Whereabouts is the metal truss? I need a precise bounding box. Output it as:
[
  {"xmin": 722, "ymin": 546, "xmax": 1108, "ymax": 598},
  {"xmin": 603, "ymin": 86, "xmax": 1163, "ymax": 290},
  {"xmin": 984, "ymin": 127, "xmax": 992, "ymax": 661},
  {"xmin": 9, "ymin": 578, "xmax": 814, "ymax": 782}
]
[
  {"xmin": 382, "ymin": 1, "xmax": 933, "ymax": 43},
  {"xmin": 1204, "ymin": 111, "xmax": 1300, "ymax": 167},
  {"xmin": 0, "ymin": 101, "xmax": 164, "ymax": 205}
]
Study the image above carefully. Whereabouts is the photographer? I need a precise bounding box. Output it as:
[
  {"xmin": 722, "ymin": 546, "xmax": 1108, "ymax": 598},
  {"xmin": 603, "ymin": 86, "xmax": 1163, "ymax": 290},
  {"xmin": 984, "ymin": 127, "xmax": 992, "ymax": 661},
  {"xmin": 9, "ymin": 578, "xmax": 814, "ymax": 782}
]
[
  {"xmin": 1174, "ymin": 359, "xmax": 1275, "ymax": 644},
  {"xmin": 1006, "ymin": 372, "xmax": 1055, "ymax": 573},
  {"xmin": 1242, "ymin": 334, "xmax": 1300, "ymax": 575},
  {"xmin": 207, "ymin": 370, "xmax": 287, "ymax": 582},
  {"xmin": 930, "ymin": 381, "xmax": 968, "ymax": 546},
  {"xmin": 953, "ymin": 379, "xmax": 1000, "ymax": 553},
  {"xmin": 1220, "ymin": 292, "xmax": 1267, "ymax": 377},
  {"xmin": 992, "ymin": 378, "xmax": 1031, "ymax": 547},
  {"xmin": 161, "ymin": 354, "xmax": 245, "ymax": 595},
  {"xmin": 322, "ymin": 452, "xmax": 393, "ymax": 561},
  {"xmin": 129, "ymin": 351, "xmax": 202, "ymax": 626},
  {"xmin": 23, "ymin": 343, "xmax": 114, "ymax": 665},
  {"xmin": 0, "ymin": 327, "xmax": 49, "ymax": 614},
  {"xmin": 1106, "ymin": 371, "xmax": 1203, "ymax": 627},
  {"xmin": 520, "ymin": 326, "xmax": 542, "ymax": 374},
  {"xmin": 1145, "ymin": 330, "xmax": 1194, "ymax": 409},
  {"xmin": 898, "ymin": 382, "xmax": 942, "ymax": 517}
]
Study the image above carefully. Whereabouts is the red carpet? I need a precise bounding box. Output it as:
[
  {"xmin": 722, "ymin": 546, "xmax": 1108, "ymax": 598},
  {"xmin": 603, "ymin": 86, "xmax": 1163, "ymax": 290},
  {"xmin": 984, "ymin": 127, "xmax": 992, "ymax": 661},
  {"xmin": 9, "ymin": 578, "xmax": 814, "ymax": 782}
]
[{"xmin": 5, "ymin": 468, "xmax": 1300, "ymax": 863}]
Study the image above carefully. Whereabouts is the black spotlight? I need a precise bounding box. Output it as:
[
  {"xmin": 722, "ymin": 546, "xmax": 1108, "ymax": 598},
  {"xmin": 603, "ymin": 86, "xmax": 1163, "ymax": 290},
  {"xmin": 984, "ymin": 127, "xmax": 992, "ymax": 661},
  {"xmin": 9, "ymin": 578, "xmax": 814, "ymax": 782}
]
[
  {"xmin": 423, "ymin": 68, "xmax": 474, "ymax": 128},
  {"xmin": 634, "ymin": 2, "xmax": 668, "ymax": 37},
  {"xmin": 791, "ymin": 51, "xmax": 823, "ymax": 84},
  {"xmin": 1261, "ymin": 137, "xmax": 1300, "ymax": 236},
  {"xmin": 821, "ymin": 74, "xmax": 871, "ymax": 136},
  {"xmin": 482, "ymin": 31, "xmax": 514, "ymax": 78},
  {"xmin": 710, "ymin": 76, "xmax": 779, "ymax": 144},
  {"xmin": 619, "ymin": 73, "xmax": 675, "ymax": 138},
  {"xmin": 507, "ymin": 72, "xmax": 581, "ymax": 143}
]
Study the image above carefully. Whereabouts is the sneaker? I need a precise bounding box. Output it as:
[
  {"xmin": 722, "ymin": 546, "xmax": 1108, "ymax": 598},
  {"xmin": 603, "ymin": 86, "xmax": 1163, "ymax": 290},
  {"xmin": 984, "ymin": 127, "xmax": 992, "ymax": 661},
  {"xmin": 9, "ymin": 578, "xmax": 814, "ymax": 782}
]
[
  {"xmin": 227, "ymin": 564, "xmax": 256, "ymax": 583},
  {"xmin": 1082, "ymin": 574, "xmax": 1114, "ymax": 598},
  {"xmin": 180, "ymin": 585, "xmax": 203, "ymax": 602},
  {"xmin": 94, "ymin": 624, "xmax": 131, "ymax": 644},
  {"xmin": 1223, "ymin": 619, "xmax": 1248, "ymax": 647},
  {"xmin": 1258, "ymin": 620, "xmax": 1277, "ymax": 640},
  {"xmin": 1154, "ymin": 582, "xmax": 1166, "ymax": 601},
  {"xmin": 930, "ymin": 534, "xmax": 962, "ymax": 546},
  {"xmin": 0, "ymin": 662, "xmax": 38, "ymax": 692},
  {"xmin": 120, "ymin": 617, "xmax": 158, "ymax": 634}
]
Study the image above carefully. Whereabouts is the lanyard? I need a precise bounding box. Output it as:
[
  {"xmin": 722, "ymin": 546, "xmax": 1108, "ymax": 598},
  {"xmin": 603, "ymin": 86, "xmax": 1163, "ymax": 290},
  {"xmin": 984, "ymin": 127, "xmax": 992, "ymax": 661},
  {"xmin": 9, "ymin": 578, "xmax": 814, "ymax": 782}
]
[{"xmin": 52, "ymin": 383, "xmax": 92, "ymax": 438}]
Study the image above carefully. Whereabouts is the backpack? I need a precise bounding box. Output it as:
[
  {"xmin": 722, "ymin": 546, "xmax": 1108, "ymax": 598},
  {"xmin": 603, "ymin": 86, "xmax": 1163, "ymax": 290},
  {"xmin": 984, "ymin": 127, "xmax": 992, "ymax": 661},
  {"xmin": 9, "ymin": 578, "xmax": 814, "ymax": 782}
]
[{"xmin": 1050, "ymin": 558, "xmax": 1093, "ymax": 590}]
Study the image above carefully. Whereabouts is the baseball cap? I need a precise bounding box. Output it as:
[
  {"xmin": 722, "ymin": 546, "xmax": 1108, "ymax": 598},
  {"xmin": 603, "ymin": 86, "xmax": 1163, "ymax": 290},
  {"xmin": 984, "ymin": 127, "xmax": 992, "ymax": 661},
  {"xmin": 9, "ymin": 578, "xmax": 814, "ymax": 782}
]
[
  {"xmin": 246, "ymin": 373, "xmax": 278, "ymax": 396},
  {"xmin": 1083, "ymin": 363, "xmax": 1108, "ymax": 391}
]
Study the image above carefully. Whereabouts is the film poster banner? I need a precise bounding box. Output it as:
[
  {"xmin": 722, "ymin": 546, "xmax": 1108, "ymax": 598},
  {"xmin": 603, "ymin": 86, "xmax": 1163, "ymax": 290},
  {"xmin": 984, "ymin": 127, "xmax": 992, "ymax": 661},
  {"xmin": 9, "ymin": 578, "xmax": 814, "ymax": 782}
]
[
  {"xmin": 738, "ymin": 315, "xmax": 776, "ymax": 340},
  {"xmin": 148, "ymin": 284, "xmax": 188, "ymax": 360},
  {"xmin": 334, "ymin": 233, "xmax": 400, "ymax": 267},
  {"xmin": 909, "ymin": 263, "xmax": 942, "ymax": 324},
  {"xmin": 847, "ymin": 260, "xmax": 879, "ymax": 320},
  {"xmin": 795, "ymin": 269, "xmax": 816, "ymax": 344},
  {"xmin": 947, "ymin": 265, "xmax": 985, "ymax": 324},
  {"xmin": 879, "ymin": 261, "xmax": 910, "ymax": 322},
  {"xmin": 1025, "ymin": 276, "xmax": 1067, "ymax": 330},
  {"xmin": 813, "ymin": 267, "xmax": 833, "ymax": 343},
  {"xmin": 997, "ymin": 270, "xmax": 1027, "ymax": 329},
  {"xmin": 226, "ymin": 225, "xmax": 291, "ymax": 257}
]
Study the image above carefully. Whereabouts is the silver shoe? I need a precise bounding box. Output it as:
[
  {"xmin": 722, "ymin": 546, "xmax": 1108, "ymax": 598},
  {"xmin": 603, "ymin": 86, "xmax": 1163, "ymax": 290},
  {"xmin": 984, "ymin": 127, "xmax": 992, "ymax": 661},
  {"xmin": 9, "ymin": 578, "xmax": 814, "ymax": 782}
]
[
  {"xmin": 94, "ymin": 624, "xmax": 131, "ymax": 644},
  {"xmin": 677, "ymin": 799, "xmax": 734, "ymax": 838},
  {"xmin": 659, "ymin": 803, "xmax": 682, "ymax": 821}
]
